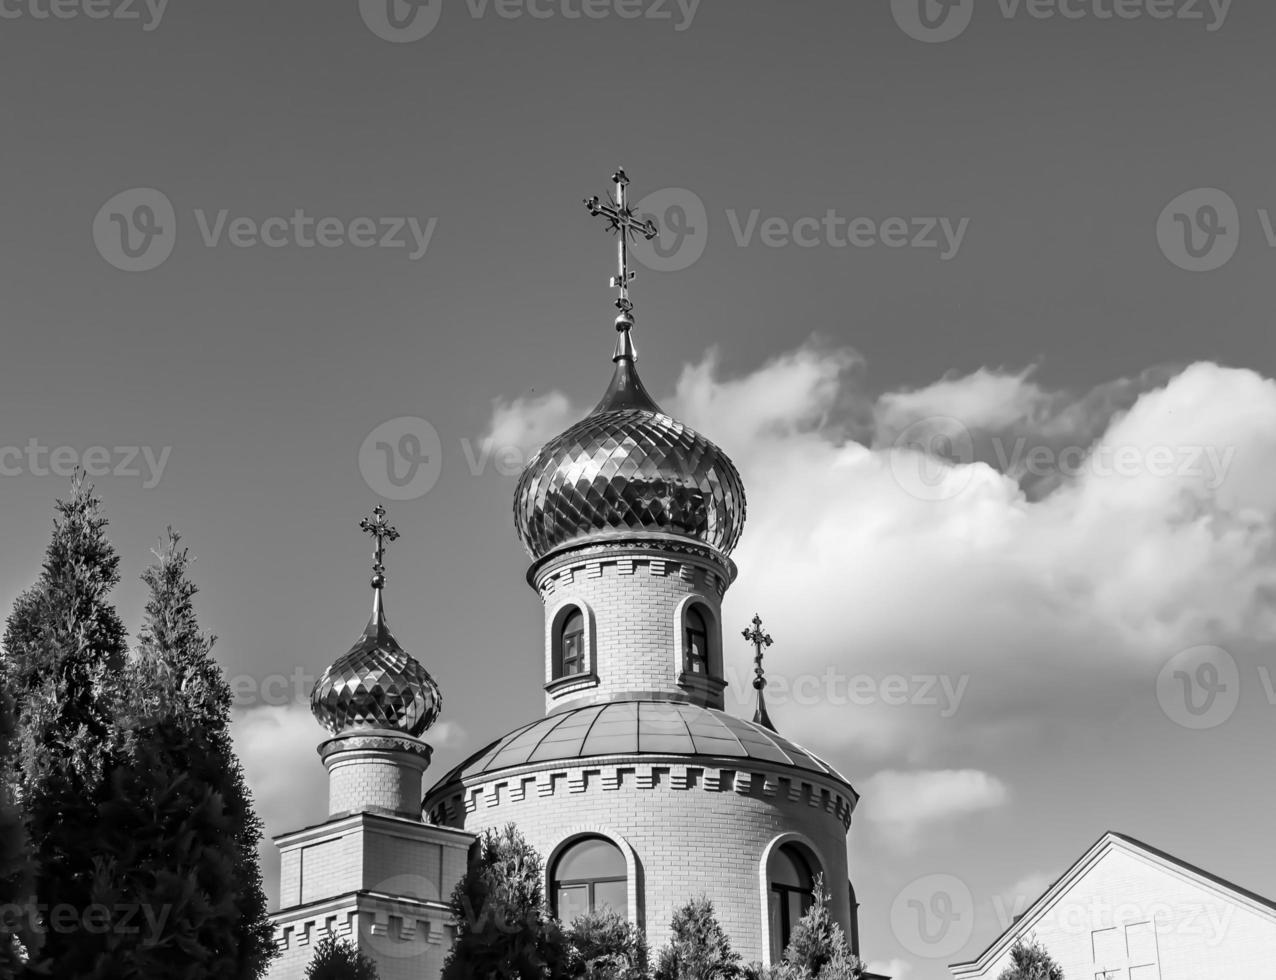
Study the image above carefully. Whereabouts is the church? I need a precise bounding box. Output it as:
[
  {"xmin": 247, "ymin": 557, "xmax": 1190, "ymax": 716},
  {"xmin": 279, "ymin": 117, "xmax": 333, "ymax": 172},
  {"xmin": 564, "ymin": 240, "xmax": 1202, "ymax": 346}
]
[{"xmin": 264, "ymin": 171, "xmax": 863, "ymax": 979}]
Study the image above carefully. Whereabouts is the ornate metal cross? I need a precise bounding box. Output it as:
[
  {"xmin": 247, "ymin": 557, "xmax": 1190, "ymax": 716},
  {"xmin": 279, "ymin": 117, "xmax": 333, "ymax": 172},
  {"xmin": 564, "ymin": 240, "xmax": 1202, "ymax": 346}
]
[
  {"xmin": 359, "ymin": 505, "xmax": 400, "ymax": 578},
  {"xmin": 584, "ymin": 168, "xmax": 659, "ymax": 321},
  {"xmin": 742, "ymin": 614, "xmax": 774, "ymax": 686},
  {"xmin": 743, "ymin": 614, "xmax": 776, "ymax": 730}
]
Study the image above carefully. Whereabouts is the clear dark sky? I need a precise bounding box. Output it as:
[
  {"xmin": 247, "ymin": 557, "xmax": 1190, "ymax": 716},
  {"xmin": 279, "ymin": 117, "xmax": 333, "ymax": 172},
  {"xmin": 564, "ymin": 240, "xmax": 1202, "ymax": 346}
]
[{"xmin": 2, "ymin": 2, "xmax": 1274, "ymax": 977}]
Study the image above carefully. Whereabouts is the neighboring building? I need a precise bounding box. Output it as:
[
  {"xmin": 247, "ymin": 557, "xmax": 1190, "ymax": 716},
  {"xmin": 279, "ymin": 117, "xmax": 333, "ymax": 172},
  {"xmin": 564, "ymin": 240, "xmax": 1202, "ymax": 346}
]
[
  {"xmin": 266, "ymin": 170, "xmax": 864, "ymax": 977},
  {"xmin": 950, "ymin": 832, "xmax": 1276, "ymax": 980}
]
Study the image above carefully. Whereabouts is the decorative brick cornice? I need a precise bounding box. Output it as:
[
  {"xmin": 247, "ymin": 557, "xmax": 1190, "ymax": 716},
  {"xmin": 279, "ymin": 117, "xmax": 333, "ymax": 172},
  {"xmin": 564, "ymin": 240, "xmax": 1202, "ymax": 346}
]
[
  {"xmin": 423, "ymin": 758, "xmax": 854, "ymax": 832},
  {"xmin": 270, "ymin": 891, "xmax": 455, "ymax": 954},
  {"xmin": 318, "ymin": 732, "xmax": 433, "ymax": 764},
  {"xmin": 530, "ymin": 535, "xmax": 737, "ymax": 591}
]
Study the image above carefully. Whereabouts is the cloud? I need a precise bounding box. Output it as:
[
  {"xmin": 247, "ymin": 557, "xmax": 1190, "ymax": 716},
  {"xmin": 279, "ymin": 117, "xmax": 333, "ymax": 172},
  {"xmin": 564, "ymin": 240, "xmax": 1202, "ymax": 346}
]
[
  {"xmin": 232, "ymin": 703, "xmax": 328, "ymax": 910},
  {"xmin": 480, "ymin": 344, "xmax": 1276, "ymax": 778},
  {"xmin": 858, "ymin": 770, "xmax": 1010, "ymax": 851},
  {"xmin": 487, "ymin": 390, "xmax": 574, "ymax": 459}
]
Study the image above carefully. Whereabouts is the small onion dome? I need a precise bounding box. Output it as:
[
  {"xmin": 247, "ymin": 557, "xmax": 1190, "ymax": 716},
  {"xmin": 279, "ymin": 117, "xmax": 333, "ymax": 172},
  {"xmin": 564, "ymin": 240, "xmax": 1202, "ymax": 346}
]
[
  {"xmin": 310, "ymin": 595, "xmax": 442, "ymax": 738},
  {"xmin": 514, "ymin": 331, "xmax": 746, "ymax": 561}
]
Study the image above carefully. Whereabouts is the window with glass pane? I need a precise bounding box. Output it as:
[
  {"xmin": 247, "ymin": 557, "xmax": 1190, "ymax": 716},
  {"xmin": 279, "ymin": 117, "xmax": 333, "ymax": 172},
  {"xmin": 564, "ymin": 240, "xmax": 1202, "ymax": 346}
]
[
  {"xmin": 559, "ymin": 609, "xmax": 585, "ymax": 677},
  {"xmin": 551, "ymin": 837, "xmax": 627, "ymax": 920},
  {"xmin": 685, "ymin": 606, "xmax": 709, "ymax": 675},
  {"xmin": 768, "ymin": 844, "xmax": 817, "ymax": 956}
]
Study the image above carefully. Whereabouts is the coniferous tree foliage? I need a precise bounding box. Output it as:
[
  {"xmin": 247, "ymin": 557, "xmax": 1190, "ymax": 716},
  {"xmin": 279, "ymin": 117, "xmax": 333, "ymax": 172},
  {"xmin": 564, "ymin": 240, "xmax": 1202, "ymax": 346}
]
[
  {"xmin": 304, "ymin": 935, "xmax": 381, "ymax": 980},
  {"xmin": 997, "ymin": 939, "xmax": 1064, "ymax": 980},
  {"xmin": 441, "ymin": 824, "xmax": 567, "ymax": 980},
  {"xmin": 564, "ymin": 908, "xmax": 650, "ymax": 980},
  {"xmin": 1, "ymin": 475, "xmax": 128, "ymax": 974},
  {"xmin": 654, "ymin": 897, "xmax": 742, "ymax": 980},
  {"xmin": 0, "ymin": 689, "xmax": 32, "ymax": 979},
  {"xmin": 130, "ymin": 528, "xmax": 275, "ymax": 978},
  {"xmin": 756, "ymin": 879, "xmax": 863, "ymax": 980}
]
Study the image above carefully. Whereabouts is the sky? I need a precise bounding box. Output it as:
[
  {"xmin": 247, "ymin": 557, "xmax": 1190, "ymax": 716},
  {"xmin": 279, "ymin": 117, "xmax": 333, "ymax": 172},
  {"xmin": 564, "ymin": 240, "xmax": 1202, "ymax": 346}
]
[{"xmin": 2, "ymin": 1, "xmax": 1275, "ymax": 977}]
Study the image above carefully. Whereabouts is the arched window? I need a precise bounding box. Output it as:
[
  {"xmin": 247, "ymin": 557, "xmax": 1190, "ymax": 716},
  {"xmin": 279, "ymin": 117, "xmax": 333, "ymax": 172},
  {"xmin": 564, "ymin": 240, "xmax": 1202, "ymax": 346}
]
[
  {"xmin": 684, "ymin": 606, "xmax": 709, "ymax": 675},
  {"xmin": 550, "ymin": 837, "xmax": 627, "ymax": 922},
  {"xmin": 557, "ymin": 608, "xmax": 585, "ymax": 678},
  {"xmin": 768, "ymin": 844, "xmax": 817, "ymax": 956}
]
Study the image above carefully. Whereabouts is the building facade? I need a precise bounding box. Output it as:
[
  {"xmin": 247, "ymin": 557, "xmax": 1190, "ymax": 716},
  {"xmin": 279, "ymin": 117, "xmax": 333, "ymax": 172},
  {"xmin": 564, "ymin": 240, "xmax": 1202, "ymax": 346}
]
[{"xmin": 950, "ymin": 832, "xmax": 1276, "ymax": 980}]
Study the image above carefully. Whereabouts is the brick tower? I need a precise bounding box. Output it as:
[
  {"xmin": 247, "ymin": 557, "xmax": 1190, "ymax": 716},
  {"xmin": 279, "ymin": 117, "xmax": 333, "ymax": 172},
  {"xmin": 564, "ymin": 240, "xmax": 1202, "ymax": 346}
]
[
  {"xmin": 267, "ymin": 507, "xmax": 471, "ymax": 980},
  {"xmin": 422, "ymin": 171, "xmax": 859, "ymax": 967}
]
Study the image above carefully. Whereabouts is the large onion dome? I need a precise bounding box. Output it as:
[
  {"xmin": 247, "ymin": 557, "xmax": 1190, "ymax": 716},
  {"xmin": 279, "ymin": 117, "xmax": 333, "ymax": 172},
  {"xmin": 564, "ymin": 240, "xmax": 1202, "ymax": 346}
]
[
  {"xmin": 514, "ymin": 326, "xmax": 746, "ymax": 562},
  {"xmin": 311, "ymin": 507, "xmax": 442, "ymax": 739}
]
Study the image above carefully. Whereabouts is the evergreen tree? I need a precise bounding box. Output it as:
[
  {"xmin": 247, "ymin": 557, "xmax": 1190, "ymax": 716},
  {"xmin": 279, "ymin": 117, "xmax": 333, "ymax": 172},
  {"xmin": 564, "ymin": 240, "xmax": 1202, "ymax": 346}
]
[
  {"xmin": 997, "ymin": 938, "xmax": 1064, "ymax": 980},
  {"xmin": 0, "ymin": 475, "xmax": 128, "ymax": 974},
  {"xmin": 564, "ymin": 908, "xmax": 650, "ymax": 979},
  {"xmin": 654, "ymin": 897, "xmax": 742, "ymax": 980},
  {"xmin": 441, "ymin": 824, "xmax": 567, "ymax": 980},
  {"xmin": 130, "ymin": 529, "xmax": 275, "ymax": 978},
  {"xmin": 304, "ymin": 936, "xmax": 381, "ymax": 980},
  {"xmin": 768, "ymin": 879, "xmax": 862, "ymax": 980},
  {"xmin": 75, "ymin": 714, "xmax": 247, "ymax": 979},
  {"xmin": 0, "ymin": 689, "xmax": 32, "ymax": 979}
]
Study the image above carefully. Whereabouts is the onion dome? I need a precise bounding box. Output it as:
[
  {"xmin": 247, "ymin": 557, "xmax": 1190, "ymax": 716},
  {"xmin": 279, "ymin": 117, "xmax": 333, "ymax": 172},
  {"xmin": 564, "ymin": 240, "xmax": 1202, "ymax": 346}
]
[
  {"xmin": 310, "ymin": 507, "xmax": 442, "ymax": 739},
  {"xmin": 430, "ymin": 700, "xmax": 855, "ymax": 795},
  {"xmin": 514, "ymin": 319, "xmax": 747, "ymax": 562}
]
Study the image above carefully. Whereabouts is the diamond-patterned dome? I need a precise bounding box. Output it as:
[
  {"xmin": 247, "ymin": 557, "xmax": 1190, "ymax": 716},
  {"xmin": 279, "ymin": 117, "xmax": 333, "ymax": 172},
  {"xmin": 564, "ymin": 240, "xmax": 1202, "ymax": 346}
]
[
  {"xmin": 311, "ymin": 604, "xmax": 442, "ymax": 738},
  {"xmin": 514, "ymin": 354, "xmax": 746, "ymax": 561}
]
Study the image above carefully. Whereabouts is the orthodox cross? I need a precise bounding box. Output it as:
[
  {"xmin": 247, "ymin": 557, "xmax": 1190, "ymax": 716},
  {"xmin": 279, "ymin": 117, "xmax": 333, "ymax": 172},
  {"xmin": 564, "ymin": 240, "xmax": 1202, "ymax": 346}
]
[
  {"xmin": 360, "ymin": 505, "xmax": 400, "ymax": 583},
  {"xmin": 742, "ymin": 614, "xmax": 776, "ymax": 731},
  {"xmin": 584, "ymin": 169, "xmax": 659, "ymax": 322}
]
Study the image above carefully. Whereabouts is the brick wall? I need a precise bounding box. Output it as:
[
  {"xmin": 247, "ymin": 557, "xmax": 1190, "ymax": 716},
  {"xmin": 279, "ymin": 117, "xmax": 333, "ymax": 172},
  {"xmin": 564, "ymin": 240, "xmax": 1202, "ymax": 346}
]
[
  {"xmin": 535, "ymin": 543, "xmax": 734, "ymax": 713},
  {"xmin": 427, "ymin": 757, "xmax": 854, "ymax": 967}
]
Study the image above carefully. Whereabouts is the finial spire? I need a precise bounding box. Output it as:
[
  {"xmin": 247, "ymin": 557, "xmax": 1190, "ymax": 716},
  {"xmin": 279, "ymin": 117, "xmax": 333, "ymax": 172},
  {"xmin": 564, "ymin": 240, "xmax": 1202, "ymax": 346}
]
[
  {"xmin": 584, "ymin": 168, "xmax": 659, "ymax": 361},
  {"xmin": 359, "ymin": 505, "xmax": 400, "ymax": 620},
  {"xmin": 742, "ymin": 614, "xmax": 776, "ymax": 732}
]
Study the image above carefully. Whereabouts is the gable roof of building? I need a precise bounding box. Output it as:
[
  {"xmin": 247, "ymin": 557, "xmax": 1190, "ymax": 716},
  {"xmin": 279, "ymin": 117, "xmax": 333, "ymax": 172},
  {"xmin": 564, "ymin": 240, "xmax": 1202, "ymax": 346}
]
[{"xmin": 949, "ymin": 831, "xmax": 1276, "ymax": 978}]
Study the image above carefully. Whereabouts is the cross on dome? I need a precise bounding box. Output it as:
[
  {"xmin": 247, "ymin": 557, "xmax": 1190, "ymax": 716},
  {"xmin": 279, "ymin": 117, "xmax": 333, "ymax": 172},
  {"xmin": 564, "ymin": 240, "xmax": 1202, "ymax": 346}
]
[
  {"xmin": 584, "ymin": 168, "xmax": 659, "ymax": 356},
  {"xmin": 743, "ymin": 614, "xmax": 777, "ymax": 732}
]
